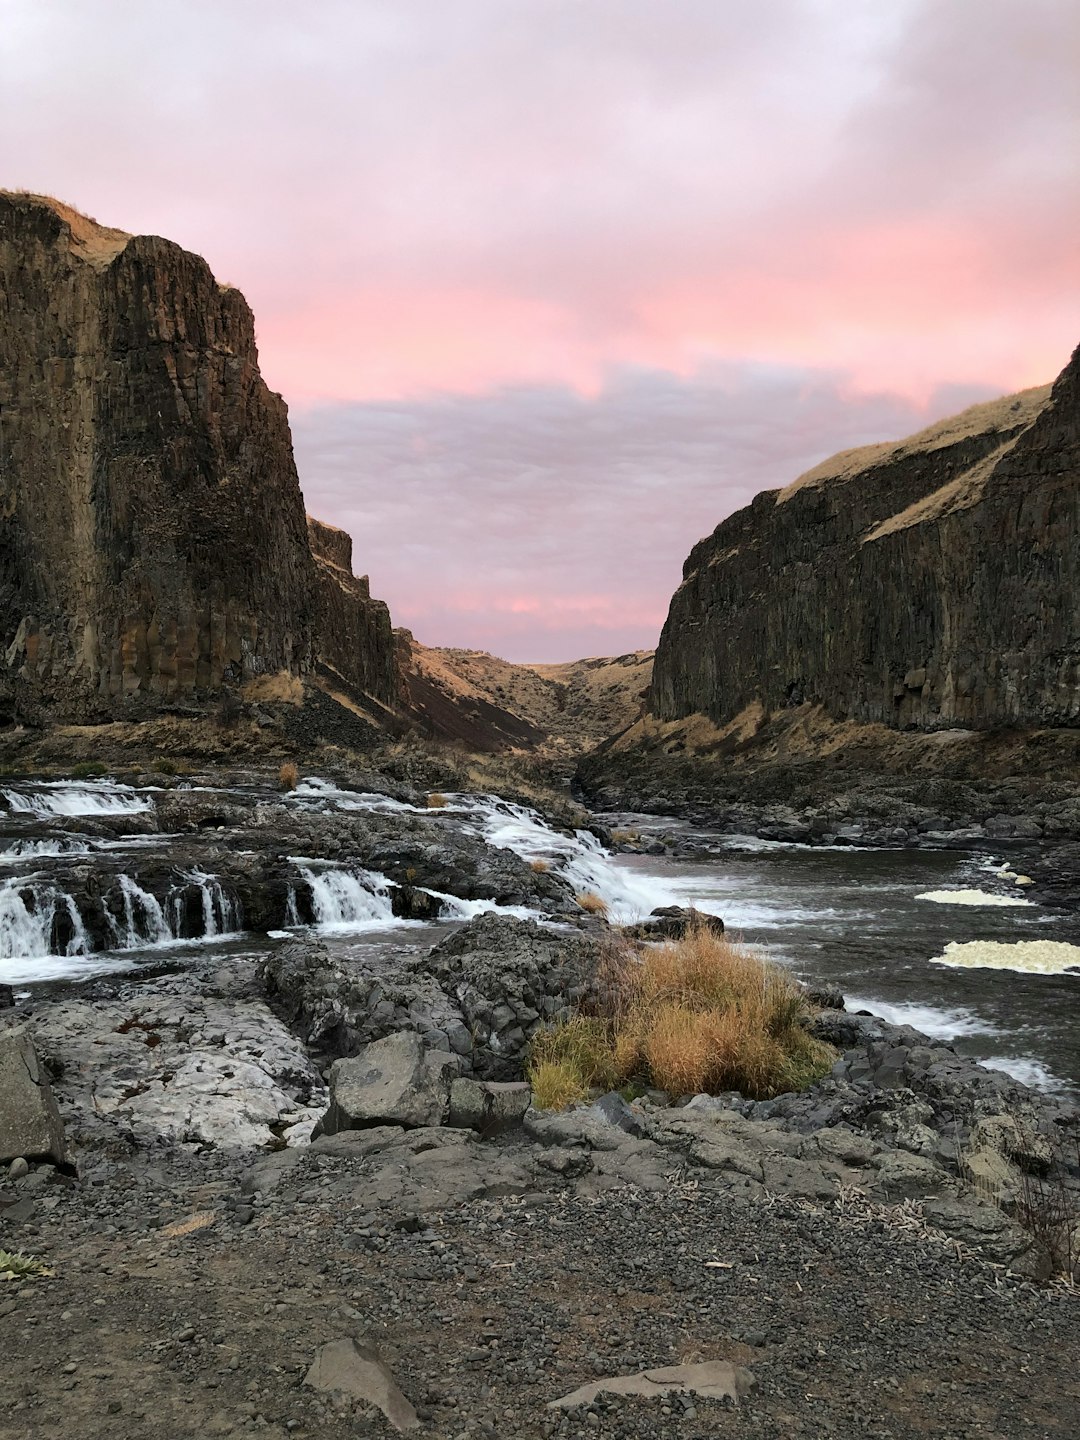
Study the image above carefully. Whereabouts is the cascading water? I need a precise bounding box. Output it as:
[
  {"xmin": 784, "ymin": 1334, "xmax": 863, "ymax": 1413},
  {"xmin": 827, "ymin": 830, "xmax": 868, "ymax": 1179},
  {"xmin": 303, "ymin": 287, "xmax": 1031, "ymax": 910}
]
[
  {"xmin": 109, "ymin": 874, "xmax": 173, "ymax": 948},
  {"xmin": 0, "ymin": 880, "xmax": 88, "ymax": 960},
  {"xmin": 1, "ymin": 782, "xmax": 153, "ymax": 817},
  {"xmin": 290, "ymin": 863, "xmax": 400, "ymax": 932},
  {"xmin": 168, "ymin": 871, "xmax": 243, "ymax": 940},
  {"xmin": 445, "ymin": 794, "xmax": 681, "ymax": 924}
]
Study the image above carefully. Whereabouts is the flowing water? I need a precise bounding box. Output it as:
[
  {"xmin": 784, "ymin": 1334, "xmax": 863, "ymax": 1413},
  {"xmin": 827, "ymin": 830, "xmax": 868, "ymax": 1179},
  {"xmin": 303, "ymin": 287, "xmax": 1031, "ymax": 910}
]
[{"xmin": 1, "ymin": 777, "xmax": 1077, "ymax": 1095}]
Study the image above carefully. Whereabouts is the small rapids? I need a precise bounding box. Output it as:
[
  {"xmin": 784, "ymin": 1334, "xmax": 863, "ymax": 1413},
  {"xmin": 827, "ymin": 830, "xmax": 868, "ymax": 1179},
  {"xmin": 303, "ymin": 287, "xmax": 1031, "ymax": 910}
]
[
  {"xmin": 1, "ymin": 781, "xmax": 153, "ymax": 817},
  {"xmin": 290, "ymin": 863, "xmax": 400, "ymax": 933}
]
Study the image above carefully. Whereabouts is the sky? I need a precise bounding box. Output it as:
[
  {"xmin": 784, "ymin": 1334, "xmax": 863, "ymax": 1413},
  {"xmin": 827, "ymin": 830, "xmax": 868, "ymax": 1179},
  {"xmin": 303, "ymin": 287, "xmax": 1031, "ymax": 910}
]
[{"xmin": 2, "ymin": 1, "xmax": 1077, "ymax": 660}]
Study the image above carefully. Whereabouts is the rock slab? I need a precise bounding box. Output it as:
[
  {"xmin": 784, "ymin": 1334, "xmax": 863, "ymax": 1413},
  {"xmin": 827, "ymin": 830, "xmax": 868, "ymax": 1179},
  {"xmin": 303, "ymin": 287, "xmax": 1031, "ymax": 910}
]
[
  {"xmin": 322, "ymin": 1031, "xmax": 457, "ymax": 1133},
  {"xmin": 305, "ymin": 1337, "xmax": 419, "ymax": 1431},
  {"xmin": 0, "ymin": 1026, "xmax": 67, "ymax": 1166}
]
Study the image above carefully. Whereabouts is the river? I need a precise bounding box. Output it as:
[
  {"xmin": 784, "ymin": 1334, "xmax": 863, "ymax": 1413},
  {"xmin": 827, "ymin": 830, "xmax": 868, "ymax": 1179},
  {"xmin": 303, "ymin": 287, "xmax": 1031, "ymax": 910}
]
[{"xmin": 2, "ymin": 776, "xmax": 1077, "ymax": 1096}]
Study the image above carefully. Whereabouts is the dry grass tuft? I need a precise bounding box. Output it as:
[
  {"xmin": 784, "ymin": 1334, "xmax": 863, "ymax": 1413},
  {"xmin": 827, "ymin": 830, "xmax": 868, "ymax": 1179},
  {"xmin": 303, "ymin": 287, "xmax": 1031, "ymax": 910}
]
[
  {"xmin": 242, "ymin": 671, "xmax": 304, "ymax": 706},
  {"xmin": 278, "ymin": 761, "xmax": 299, "ymax": 791},
  {"xmin": 529, "ymin": 1058, "xmax": 590, "ymax": 1112},
  {"xmin": 427, "ymin": 792, "xmax": 448, "ymax": 809},
  {"xmin": 530, "ymin": 858, "xmax": 551, "ymax": 873},
  {"xmin": 575, "ymin": 891, "xmax": 608, "ymax": 916},
  {"xmin": 526, "ymin": 920, "xmax": 834, "ymax": 1109}
]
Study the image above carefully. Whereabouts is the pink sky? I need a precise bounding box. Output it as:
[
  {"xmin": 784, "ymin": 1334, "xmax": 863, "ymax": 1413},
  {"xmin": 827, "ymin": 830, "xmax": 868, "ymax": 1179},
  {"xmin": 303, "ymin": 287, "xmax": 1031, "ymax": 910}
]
[{"xmin": 2, "ymin": 1, "xmax": 1078, "ymax": 658}]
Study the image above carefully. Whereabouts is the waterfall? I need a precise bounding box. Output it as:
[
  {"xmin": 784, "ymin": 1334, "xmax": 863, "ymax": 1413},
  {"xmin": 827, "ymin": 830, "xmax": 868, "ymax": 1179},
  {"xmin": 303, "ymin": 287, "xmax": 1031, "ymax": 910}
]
[
  {"xmin": 2, "ymin": 782, "xmax": 153, "ymax": 817},
  {"xmin": 446, "ymin": 794, "xmax": 680, "ymax": 923},
  {"xmin": 292, "ymin": 864, "xmax": 398, "ymax": 932},
  {"xmin": 0, "ymin": 881, "xmax": 88, "ymax": 960},
  {"xmin": 111, "ymin": 874, "xmax": 172, "ymax": 947},
  {"xmin": 169, "ymin": 871, "xmax": 243, "ymax": 939}
]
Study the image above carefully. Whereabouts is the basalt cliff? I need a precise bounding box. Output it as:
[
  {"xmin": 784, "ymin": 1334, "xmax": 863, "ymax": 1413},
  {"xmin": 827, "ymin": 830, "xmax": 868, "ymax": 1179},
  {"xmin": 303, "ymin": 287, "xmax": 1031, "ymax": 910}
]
[
  {"xmin": 582, "ymin": 343, "xmax": 1080, "ymax": 821},
  {"xmin": 0, "ymin": 192, "xmax": 400, "ymax": 725}
]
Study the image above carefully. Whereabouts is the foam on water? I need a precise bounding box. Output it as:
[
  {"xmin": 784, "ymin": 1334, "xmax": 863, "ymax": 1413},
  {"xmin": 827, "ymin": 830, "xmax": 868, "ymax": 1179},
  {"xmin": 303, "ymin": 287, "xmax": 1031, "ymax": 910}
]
[
  {"xmin": 0, "ymin": 837, "xmax": 92, "ymax": 863},
  {"xmin": 915, "ymin": 888, "xmax": 1033, "ymax": 907},
  {"xmin": 978, "ymin": 1055, "xmax": 1065, "ymax": 1091},
  {"xmin": 448, "ymin": 795, "xmax": 679, "ymax": 923},
  {"xmin": 291, "ymin": 778, "xmax": 432, "ymax": 815},
  {"xmin": 930, "ymin": 939, "xmax": 1080, "ymax": 975},
  {"xmin": 845, "ymin": 994, "xmax": 1001, "ymax": 1041},
  {"xmin": 0, "ymin": 950, "xmax": 139, "ymax": 987},
  {"xmin": 291, "ymin": 863, "xmax": 408, "ymax": 933},
  {"xmin": 420, "ymin": 887, "xmax": 541, "ymax": 923},
  {"xmin": 2, "ymin": 782, "xmax": 153, "ymax": 817}
]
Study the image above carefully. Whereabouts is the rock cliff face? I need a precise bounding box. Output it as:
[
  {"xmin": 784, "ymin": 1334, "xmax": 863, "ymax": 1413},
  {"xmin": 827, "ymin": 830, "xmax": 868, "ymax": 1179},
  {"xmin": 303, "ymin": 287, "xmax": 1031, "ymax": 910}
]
[
  {"xmin": 307, "ymin": 517, "xmax": 402, "ymax": 707},
  {"xmin": 651, "ymin": 344, "xmax": 1080, "ymax": 732},
  {"xmin": 0, "ymin": 193, "xmax": 399, "ymax": 722}
]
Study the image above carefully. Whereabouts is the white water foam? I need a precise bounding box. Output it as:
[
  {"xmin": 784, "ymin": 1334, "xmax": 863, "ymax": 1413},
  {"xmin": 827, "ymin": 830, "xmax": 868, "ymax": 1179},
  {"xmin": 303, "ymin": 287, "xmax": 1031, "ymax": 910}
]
[
  {"xmin": 978, "ymin": 1055, "xmax": 1065, "ymax": 1091},
  {"xmin": 845, "ymin": 994, "xmax": 1001, "ymax": 1041},
  {"xmin": 915, "ymin": 888, "xmax": 1032, "ymax": 907},
  {"xmin": 930, "ymin": 939, "xmax": 1080, "ymax": 976},
  {"xmin": 291, "ymin": 778, "xmax": 432, "ymax": 816},
  {"xmin": 2, "ymin": 782, "xmax": 153, "ymax": 817},
  {"xmin": 0, "ymin": 837, "xmax": 94, "ymax": 864},
  {"xmin": 420, "ymin": 887, "xmax": 540, "ymax": 923},
  {"xmin": 447, "ymin": 795, "xmax": 679, "ymax": 923},
  {"xmin": 291, "ymin": 863, "xmax": 408, "ymax": 933},
  {"xmin": 0, "ymin": 880, "xmax": 88, "ymax": 966}
]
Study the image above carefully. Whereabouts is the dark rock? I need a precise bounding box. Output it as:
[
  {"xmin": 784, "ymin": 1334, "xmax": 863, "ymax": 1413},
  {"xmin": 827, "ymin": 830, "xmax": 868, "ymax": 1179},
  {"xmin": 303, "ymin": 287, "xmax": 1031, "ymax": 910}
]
[
  {"xmin": 320, "ymin": 1031, "xmax": 458, "ymax": 1133},
  {"xmin": 0, "ymin": 1026, "xmax": 67, "ymax": 1167},
  {"xmin": 0, "ymin": 191, "xmax": 400, "ymax": 723}
]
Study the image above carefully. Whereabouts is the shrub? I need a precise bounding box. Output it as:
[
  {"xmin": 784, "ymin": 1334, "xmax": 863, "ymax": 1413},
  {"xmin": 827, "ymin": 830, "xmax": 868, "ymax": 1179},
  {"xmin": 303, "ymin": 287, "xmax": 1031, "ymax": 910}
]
[
  {"xmin": 154, "ymin": 758, "xmax": 177, "ymax": 777},
  {"xmin": 530, "ymin": 858, "xmax": 550, "ymax": 873},
  {"xmin": 278, "ymin": 761, "xmax": 299, "ymax": 791},
  {"xmin": 427, "ymin": 792, "xmax": 448, "ymax": 809},
  {"xmin": 575, "ymin": 891, "xmax": 608, "ymax": 916},
  {"xmin": 529, "ymin": 1059, "xmax": 590, "ymax": 1113},
  {"xmin": 526, "ymin": 920, "xmax": 835, "ymax": 1109},
  {"xmin": 70, "ymin": 761, "xmax": 106, "ymax": 779}
]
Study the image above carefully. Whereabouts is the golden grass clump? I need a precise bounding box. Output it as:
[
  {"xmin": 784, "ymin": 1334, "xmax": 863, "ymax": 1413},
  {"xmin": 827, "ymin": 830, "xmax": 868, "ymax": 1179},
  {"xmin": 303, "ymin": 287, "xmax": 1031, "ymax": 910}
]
[
  {"xmin": 278, "ymin": 761, "xmax": 299, "ymax": 791},
  {"xmin": 575, "ymin": 890, "xmax": 608, "ymax": 915},
  {"xmin": 529, "ymin": 1059, "xmax": 590, "ymax": 1113},
  {"xmin": 525, "ymin": 920, "xmax": 834, "ymax": 1110},
  {"xmin": 427, "ymin": 792, "xmax": 448, "ymax": 808},
  {"xmin": 530, "ymin": 858, "xmax": 551, "ymax": 873}
]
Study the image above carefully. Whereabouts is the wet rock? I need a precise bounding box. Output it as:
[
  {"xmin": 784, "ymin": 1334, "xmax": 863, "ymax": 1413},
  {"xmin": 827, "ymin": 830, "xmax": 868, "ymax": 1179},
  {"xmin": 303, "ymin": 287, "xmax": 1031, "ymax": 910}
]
[
  {"xmin": 622, "ymin": 905, "xmax": 725, "ymax": 941},
  {"xmin": 0, "ymin": 1026, "xmax": 67, "ymax": 1167},
  {"xmin": 321, "ymin": 1032, "xmax": 458, "ymax": 1133}
]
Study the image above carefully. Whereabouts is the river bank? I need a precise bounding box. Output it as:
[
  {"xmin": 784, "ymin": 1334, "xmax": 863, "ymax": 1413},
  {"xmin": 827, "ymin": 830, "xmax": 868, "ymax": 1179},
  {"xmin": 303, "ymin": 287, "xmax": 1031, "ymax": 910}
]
[{"xmin": 3, "ymin": 763, "xmax": 1080, "ymax": 1437}]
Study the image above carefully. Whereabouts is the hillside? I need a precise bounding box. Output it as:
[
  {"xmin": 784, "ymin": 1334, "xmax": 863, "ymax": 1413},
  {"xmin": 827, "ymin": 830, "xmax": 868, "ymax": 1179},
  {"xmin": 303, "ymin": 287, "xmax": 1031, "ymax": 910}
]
[{"xmin": 400, "ymin": 637, "xmax": 653, "ymax": 754}]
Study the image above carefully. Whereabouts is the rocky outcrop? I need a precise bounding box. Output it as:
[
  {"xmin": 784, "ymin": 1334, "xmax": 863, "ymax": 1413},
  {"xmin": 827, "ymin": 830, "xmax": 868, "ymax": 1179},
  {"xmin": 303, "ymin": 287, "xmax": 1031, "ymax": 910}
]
[
  {"xmin": 307, "ymin": 517, "xmax": 403, "ymax": 707},
  {"xmin": 0, "ymin": 192, "xmax": 400, "ymax": 722},
  {"xmin": 650, "ymin": 344, "xmax": 1080, "ymax": 733}
]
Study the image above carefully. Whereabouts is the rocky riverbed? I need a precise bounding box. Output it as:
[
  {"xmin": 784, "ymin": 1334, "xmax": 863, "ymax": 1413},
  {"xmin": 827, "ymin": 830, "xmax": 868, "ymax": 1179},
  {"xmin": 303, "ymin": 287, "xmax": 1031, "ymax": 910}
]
[{"xmin": 2, "ymin": 768, "xmax": 1080, "ymax": 1437}]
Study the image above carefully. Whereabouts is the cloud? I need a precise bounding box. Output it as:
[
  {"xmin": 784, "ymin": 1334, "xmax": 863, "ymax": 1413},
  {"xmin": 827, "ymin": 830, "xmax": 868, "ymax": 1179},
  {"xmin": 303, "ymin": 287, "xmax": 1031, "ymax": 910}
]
[
  {"xmin": 2, "ymin": 0, "xmax": 1075, "ymax": 404},
  {"xmin": 1, "ymin": 1, "xmax": 1075, "ymax": 656},
  {"xmin": 292, "ymin": 361, "xmax": 992, "ymax": 659}
]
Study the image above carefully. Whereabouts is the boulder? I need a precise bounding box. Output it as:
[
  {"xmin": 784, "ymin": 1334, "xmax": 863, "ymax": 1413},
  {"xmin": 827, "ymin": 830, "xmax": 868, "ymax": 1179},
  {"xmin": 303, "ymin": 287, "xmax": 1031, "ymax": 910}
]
[
  {"xmin": 622, "ymin": 905, "xmax": 725, "ymax": 941},
  {"xmin": 321, "ymin": 1032, "xmax": 458, "ymax": 1133},
  {"xmin": 0, "ymin": 1026, "xmax": 67, "ymax": 1167},
  {"xmin": 448, "ymin": 1078, "xmax": 532, "ymax": 1134}
]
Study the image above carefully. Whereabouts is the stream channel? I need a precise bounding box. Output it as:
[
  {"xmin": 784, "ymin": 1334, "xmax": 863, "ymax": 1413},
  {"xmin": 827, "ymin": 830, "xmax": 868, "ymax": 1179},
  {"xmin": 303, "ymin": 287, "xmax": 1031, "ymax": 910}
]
[{"xmin": 2, "ymin": 775, "xmax": 1077, "ymax": 1096}]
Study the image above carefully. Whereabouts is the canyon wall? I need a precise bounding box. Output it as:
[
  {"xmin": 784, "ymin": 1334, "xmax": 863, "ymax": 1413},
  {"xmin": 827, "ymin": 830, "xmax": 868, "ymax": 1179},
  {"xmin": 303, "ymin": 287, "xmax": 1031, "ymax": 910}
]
[
  {"xmin": 0, "ymin": 192, "xmax": 399, "ymax": 722},
  {"xmin": 650, "ymin": 344, "xmax": 1080, "ymax": 733},
  {"xmin": 307, "ymin": 517, "xmax": 402, "ymax": 706}
]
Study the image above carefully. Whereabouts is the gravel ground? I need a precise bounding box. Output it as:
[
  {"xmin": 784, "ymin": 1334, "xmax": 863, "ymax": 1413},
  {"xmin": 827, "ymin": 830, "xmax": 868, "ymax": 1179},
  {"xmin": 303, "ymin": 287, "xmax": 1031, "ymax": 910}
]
[{"xmin": 2, "ymin": 1148, "xmax": 1078, "ymax": 1440}]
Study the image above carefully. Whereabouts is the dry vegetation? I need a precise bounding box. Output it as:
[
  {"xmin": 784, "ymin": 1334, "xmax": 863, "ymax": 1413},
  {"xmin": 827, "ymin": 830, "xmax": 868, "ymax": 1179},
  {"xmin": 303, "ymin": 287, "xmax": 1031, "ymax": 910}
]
[
  {"xmin": 278, "ymin": 761, "xmax": 299, "ymax": 791},
  {"xmin": 426, "ymin": 791, "xmax": 448, "ymax": 808},
  {"xmin": 529, "ymin": 858, "xmax": 550, "ymax": 873},
  {"xmin": 575, "ymin": 891, "xmax": 608, "ymax": 915},
  {"xmin": 528, "ymin": 922, "xmax": 834, "ymax": 1108}
]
